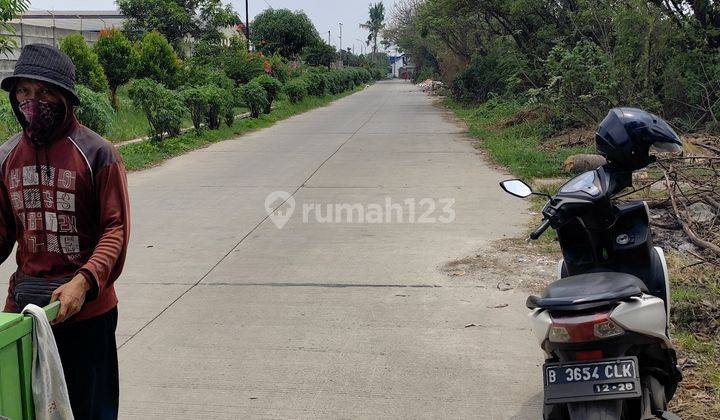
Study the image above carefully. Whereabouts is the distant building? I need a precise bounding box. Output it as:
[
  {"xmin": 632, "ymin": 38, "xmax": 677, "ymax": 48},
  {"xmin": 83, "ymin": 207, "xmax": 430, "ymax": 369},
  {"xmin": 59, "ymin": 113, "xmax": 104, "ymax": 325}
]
[
  {"xmin": 389, "ymin": 53, "xmax": 414, "ymax": 79},
  {"xmin": 1, "ymin": 10, "xmax": 125, "ymax": 79}
]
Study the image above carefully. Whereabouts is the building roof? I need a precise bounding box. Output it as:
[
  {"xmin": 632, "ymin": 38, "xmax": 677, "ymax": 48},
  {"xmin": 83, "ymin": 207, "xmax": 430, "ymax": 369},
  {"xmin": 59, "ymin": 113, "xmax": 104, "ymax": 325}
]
[{"xmin": 11, "ymin": 10, "xmax": 125, "ymax": 32}]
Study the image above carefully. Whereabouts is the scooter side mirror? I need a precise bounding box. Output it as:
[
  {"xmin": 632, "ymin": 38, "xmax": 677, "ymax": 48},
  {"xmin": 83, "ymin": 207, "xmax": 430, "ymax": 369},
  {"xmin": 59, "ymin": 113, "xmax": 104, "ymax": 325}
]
[{"xmin": 500, "ymin": 179, "xmax": 533, "ymax": 198}]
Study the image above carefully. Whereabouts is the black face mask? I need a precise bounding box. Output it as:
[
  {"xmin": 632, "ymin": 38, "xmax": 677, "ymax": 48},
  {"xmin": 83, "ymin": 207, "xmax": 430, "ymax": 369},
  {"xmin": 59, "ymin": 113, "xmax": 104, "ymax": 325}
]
[{"xmin": 18, "ymin": 99, "xmax": 66, "ymax": 147}]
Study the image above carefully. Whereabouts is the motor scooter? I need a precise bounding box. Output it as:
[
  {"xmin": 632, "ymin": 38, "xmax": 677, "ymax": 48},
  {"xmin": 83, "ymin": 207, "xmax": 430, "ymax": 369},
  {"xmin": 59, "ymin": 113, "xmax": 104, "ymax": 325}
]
[{"xmin": 500, "ymin": 108, "xmax": 684, "ymax": 419}]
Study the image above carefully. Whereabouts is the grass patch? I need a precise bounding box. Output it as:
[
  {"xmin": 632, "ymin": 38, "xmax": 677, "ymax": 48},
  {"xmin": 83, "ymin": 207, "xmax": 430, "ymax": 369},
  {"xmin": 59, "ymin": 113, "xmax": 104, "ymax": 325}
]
[
  {"xmin": 660, "ymin": 253, "xmax": 719, "ymax": 416},
  {"xmin": 106, "ymin": 90, "xmax": 149, "ymax": 143},
  {"xmin": 119, "ymin": 88, "xmax": 362, "ymax": 171},
  {"xmin": 446, "ymin": 98, "xmax": 593, "ymax": 179}
]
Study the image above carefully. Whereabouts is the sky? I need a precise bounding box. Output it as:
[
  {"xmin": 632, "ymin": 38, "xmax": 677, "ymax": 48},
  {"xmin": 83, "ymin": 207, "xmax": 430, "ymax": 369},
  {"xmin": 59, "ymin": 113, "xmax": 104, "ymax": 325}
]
[{"xmin": 26, "ymin": 0, "xmax": 399, "ymax": 54}]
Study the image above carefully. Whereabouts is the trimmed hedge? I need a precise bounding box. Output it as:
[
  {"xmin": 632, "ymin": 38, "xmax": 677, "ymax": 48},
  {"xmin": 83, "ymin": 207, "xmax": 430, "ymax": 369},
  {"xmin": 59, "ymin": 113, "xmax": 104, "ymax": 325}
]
[
  {"xmin": 284, "ymin": 78, "xmax": 308, "ymax": 103},
  {"xmin": 303, "ymin": 71, "xmax": 328, "ymax": 96}
]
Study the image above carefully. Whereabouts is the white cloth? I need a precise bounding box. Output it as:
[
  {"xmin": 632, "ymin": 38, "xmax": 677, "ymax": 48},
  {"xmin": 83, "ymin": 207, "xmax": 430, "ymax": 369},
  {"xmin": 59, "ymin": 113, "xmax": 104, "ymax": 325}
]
[{"xmin": 21, "ymin": 304, "xmax": 74, "ymax": 420}]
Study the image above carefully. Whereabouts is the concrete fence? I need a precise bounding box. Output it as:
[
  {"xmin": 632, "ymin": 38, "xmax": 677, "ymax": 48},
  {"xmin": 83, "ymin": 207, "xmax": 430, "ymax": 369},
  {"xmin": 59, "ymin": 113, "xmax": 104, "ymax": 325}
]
[{"xmin": 1, "ymin": 23, "xmax": 100, "ymax": 79}]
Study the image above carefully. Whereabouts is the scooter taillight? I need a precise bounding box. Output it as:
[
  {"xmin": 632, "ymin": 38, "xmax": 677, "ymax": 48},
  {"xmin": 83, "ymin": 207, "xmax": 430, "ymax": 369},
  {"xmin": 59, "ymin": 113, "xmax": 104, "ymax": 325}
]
[
  {"xmin": 548, "ymin": 311, "xmax": 624, "ymax": 343},
  {"xmin": 575, "ymin": 350, "xmax": 604, "ymax": 360}
]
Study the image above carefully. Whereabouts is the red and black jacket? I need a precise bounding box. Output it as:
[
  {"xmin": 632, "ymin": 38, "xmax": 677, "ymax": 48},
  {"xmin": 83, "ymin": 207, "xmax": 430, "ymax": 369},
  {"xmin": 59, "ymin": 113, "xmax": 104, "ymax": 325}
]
[{"xmin": 0, "ymin": 121, "xmax": 130, "ymax": 321}]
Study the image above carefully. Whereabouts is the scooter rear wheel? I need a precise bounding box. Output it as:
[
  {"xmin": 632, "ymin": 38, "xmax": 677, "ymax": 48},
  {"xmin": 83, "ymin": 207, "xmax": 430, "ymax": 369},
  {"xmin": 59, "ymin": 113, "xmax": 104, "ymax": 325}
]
[
  {"xmin": 567, "ymin": 400, "xmax": 623, "ymax": 420},
  {"xmin": 543, "ymin": 403, "xmax": 568, "ymax": 420}
]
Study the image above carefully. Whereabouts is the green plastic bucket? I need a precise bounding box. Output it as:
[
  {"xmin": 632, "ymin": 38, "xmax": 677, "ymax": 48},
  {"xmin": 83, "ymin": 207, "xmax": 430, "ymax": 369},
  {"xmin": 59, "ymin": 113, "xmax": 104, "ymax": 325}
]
[{"xmin": 0, "ymin": 302, "xmax": 60, "ymax": 420}]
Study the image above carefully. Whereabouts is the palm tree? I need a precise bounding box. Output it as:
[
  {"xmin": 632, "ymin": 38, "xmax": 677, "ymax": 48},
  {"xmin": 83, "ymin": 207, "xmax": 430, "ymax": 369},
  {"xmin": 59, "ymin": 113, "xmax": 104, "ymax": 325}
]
[{"xmin": 359, "ymin": 2, "xmax": 385, "ymax": 61}]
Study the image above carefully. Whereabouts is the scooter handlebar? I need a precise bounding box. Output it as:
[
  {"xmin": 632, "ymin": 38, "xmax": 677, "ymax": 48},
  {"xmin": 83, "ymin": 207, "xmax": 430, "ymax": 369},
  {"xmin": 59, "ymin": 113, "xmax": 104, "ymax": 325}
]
[{"xmin": 529, "ymin": 219, "xmax": 551, "ymax": 240}]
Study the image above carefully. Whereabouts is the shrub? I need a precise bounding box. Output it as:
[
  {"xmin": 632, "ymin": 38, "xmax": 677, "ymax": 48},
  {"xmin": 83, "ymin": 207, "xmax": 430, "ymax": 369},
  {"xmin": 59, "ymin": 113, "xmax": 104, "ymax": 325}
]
[
  {"xmin": 59, "ymin": 34, "xmax": 109, "ymax": 92},
  {"xmin": 223, "ymin": 50, "xmax": 266, "ymax": 85},
  {"xmin": 304, "ymin": 71, "xmax": 328, "ymax": 96},
  {"xmin": 204, "ymin": 84, "xmax": 232, "ymax": 130},
  {"xmin": 241, "ymin": 80, "xmax": 269, "ymax": 118},
  {"xmin": 283, "ymin": 78, "xmax": 308, "ymax": 103},
  {"xmin": 543, "ymin": 40, "xmax": 618, "ymax": 125},
  {"xmin": 369, "ymin": 65, "xmax": 384, "ymax": 81},
  {"xmin": 180, "ymin": 86, "xmax": 211, "ymax": 132},
  {"xmin": 451, "ymin": 45, "xmax": 519, "ymax": 103},
  {"xmin": 0, "ymin": 96, "xmax": 20, "ymax": 136},
  {"xmin": 326, "ymin": 71, "xmax": 344, "ymax": 94},
  {"xmin": 267, "ymin": 53, "xmax": 290, "ymax": 82},
  {"xmin": 94, "ymin": 28, "xmax": 137, "ymax": 108},
  {"xmin": 357, "ymin": 68, "xmax": 373, "ymax": 84},
  {"xmin": 75, "ymin": 85, "xmax": 114, "ymax": 136},
  {"xmin": 338, "ymin": 69, "xmax": 356, "ymax": 91},
  {"xmin": 224, "ymin": 88, "xmax": 241, "ymax": 127},
  {"xmin": 136, "ymin": 31, "xmax": 180, "ymax": 87},
  {"xmin": 252, "ymin": 74, "xmax": 282, "ymax": 113},
  {"xmin": 177, "ymin": 64, "xmax": 235, "ymax": 91},
  {"xmin": 180, "ymin": 84, "xmax": 233, "ymax": 132},
  {"xmin": 127, "ymin": 78, "xmax": 186, "ymax": 140}
]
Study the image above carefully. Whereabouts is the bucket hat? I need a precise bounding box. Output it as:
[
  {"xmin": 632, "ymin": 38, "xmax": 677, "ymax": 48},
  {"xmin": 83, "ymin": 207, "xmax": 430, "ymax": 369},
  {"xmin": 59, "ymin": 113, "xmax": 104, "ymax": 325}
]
[{"xmin": 1, "ymin": 43, "xmax": 80, "ymax": 105}]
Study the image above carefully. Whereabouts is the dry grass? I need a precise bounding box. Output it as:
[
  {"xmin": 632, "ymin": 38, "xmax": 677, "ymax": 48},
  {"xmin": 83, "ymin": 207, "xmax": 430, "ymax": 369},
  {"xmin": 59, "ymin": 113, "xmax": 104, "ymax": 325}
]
[{"xmin": 666, "ymin": 253, "xmax": 720, "ymax": 418}]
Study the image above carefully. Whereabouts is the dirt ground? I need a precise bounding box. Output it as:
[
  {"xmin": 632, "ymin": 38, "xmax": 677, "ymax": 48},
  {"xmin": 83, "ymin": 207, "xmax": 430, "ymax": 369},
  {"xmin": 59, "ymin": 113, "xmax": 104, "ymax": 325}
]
[
  {"xmin": 440, "ymin": 236, "xmax": 719, "ymax": 418},
  {"xmin": 441, "ymin": 237, "xmax": 559, "ymax": 298}
]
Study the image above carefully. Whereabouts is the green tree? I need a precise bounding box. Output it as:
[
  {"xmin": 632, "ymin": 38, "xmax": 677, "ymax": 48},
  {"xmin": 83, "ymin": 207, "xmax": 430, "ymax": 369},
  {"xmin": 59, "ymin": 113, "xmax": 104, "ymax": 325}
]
[
  {"xmin": 303, "ymin": 41, "xmax": 337, "ymax": 68},
  {"xmin": 250, "ymin": 8, "xmax": 320, "ymax": 58},
  {"xmin": 58, "ymin": 34, "xmax": 109, "ymax": 92},
  {"xmin": 0, "ymin": 0, "xmax": 29, "ymax": 56},
  {"xmin": 195, "ymin": 0, "xmax": 241, "ymax": 44},
  {"xmin": 118, "ymin": 0, "xmax": 239, "ymax": 52},
  {"xmin": 647, "ymin": 0, "xmax": 720, "ymax": 49},
  {"xmin": 94, "ymin": 28, "xmax": 137, "ymax": 109},
  {"xmin": 360, "ymin": 2, "xmax": 385, "ymax": 60},
  {"xmin": 136, "ymin": 31, "xmax": 180, "ymax": 86}
]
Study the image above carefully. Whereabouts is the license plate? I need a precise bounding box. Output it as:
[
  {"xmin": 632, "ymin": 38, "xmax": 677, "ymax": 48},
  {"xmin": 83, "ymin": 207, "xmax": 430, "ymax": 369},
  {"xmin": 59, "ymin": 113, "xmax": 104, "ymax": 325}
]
[{"xmin": 543, "ymin": 357, "xmax": 641, "ymax": 404}]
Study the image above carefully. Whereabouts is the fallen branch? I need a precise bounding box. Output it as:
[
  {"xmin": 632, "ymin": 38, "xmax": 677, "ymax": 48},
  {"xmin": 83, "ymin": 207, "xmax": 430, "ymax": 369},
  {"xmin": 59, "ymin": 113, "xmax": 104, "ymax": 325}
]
[
  {"xmin": 695, "ymin": 142, "xmax": 720, "ymax": 155},
  {"xmin": 664, "ymin": 170, "xmax": 720, "ymax": 258}
]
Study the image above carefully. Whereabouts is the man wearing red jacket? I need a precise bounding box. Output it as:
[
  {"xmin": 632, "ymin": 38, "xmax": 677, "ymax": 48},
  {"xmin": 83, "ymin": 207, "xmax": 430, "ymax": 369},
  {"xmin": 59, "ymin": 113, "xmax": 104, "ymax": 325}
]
[{"xmin": 0, "ymin": 44, "xmax": 130, "ymax": 419}]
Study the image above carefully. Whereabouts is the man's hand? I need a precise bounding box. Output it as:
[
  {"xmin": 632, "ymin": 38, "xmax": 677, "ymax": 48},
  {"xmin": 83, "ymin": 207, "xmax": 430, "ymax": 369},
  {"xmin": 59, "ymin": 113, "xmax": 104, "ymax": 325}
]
[{"xmin": 50, "ymin": 274, "xmax": 92, "ymax": 324}]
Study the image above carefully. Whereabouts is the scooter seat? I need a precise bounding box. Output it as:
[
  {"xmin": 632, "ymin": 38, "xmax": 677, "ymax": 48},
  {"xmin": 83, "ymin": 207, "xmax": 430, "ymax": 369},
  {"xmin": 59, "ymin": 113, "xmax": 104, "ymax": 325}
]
[{"xmin": 527, "ymin": 272, "xmax": 648, "ymax": 311}]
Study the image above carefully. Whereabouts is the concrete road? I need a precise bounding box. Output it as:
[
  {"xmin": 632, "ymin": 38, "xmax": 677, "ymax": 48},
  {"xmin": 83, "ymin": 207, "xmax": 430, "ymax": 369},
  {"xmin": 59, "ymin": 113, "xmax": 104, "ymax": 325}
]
[{"xmin": 1, "ymin": 80, "xmax": 544, "ymax": 418}]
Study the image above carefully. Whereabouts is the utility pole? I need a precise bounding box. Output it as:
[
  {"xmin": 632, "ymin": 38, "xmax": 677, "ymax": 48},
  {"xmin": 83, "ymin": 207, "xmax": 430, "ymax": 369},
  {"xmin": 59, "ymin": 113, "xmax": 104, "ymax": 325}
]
[
  {"xmin": 339, "ymin": 23, "xmax": 343, "ymax": 66},
  {"xmin": 328, "ymin": 30, "xmax": 331, "ymax": 44},
  {"xmin": 339, "ymin": 23, "xmax": 343, "ymax": 52},
  {"xmin": 245, "ymin": 0, "xmax": 250, "ymax": 50}
]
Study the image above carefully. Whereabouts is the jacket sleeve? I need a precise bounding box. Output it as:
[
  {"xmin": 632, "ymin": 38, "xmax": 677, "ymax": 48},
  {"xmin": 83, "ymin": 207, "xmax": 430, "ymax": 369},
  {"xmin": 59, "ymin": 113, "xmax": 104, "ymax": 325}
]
[
  {"xmin": 77, "ymin": 157, "xmax": 130, "ymax": 297},
  {"xmin": 0, "ymin": 179, "xmax": 16, "ymax": 265},
  {"xmin": 1, "ymin": 173, "xmax": 18, "ymax": 312}
]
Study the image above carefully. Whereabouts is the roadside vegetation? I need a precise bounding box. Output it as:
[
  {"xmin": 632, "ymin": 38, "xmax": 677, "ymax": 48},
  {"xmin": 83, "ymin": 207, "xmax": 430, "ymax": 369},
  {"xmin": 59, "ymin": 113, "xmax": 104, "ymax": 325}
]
[
  {"xmin": 0, "ymin": 1, "xmax": 387, "ymax": 155},
  {"xmin": 120, "ymin": 87, "xmax": 362, "ymax": 171},
  {"xmin": 384, "ymin": 0, "xmax": 720, "ymax": 416}
]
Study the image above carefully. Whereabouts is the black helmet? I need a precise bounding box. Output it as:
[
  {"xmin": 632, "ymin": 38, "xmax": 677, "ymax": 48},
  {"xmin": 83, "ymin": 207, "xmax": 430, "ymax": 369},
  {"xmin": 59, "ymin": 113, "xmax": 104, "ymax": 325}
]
[{"xmin": 595, "ymin": 107, "xmax": 682, "ymax": 170}]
